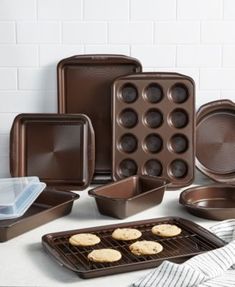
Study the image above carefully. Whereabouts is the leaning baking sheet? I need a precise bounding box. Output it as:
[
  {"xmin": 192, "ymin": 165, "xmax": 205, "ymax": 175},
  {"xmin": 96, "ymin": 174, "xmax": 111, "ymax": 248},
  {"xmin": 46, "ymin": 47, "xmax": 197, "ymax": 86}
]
[
  {"xmin": 57, "ymin": 54, "xmax": 142, "ymax": 183},
  {"xmin": 42, "ymin": 217, "xmax": 224, "ymax": 279}
]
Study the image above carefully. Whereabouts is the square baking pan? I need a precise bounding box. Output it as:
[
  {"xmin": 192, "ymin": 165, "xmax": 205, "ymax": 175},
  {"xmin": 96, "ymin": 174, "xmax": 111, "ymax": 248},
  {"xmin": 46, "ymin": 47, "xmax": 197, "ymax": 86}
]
[
  {"xmin": 88, "ymin": 175, "xmax": 169, "ymax": 219},
  {"xmin": 112, "ymin": 72, "xmax": 195, "ymax": 187},
  {"xmin": 0, "ymin": 188, "xmax": 79, "ymax": 242},
  {"xmin": 57, "ymin": 54, "xmax": 142, "ymax": 183},
  {"xmin": 42, "ymin": 217, "xmax": 224, "ymax": 279},
  {"xmin": 10, "ymin": 113, "xmax": 95, "ymax": 190}
]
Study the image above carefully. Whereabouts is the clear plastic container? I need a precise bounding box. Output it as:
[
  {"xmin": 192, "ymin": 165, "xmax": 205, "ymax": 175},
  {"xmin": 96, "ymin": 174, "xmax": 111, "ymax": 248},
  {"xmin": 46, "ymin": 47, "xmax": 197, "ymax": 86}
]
[{"xmin": 0, "ymin": 177, "xmax": 46, "ymax": 219}]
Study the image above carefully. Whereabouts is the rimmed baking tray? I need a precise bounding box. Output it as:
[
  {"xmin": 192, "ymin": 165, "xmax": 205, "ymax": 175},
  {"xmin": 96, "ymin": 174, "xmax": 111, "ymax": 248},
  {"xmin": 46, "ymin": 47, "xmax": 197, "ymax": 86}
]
[
  {"xmin": 112, "ymin": 72, "xmax": 195, "ymax": 187},
  {"xmin": 42, "ymin": 217, "xmax": 224, "ymax": 279},
  {"xmin": 10, "ymin": 113, "xmax": 95, "ymax": 190},
  {"xmin": 180, "ymin": 184, "xmax": 235, "ymax": 220},
  {"xmin": 89, "ymin": 175, "xmax": 169, "ymax": 219},
  {"xmin": 58, "ymin": 54, "xmax": 142, "ymax": 183},
  {"xmin": 0, "ymin": 188, "xmax": 79, "ymax": 242},
  {"xmin": 196, "ymin": 100, "xmax": 235, "ymax": 184}
]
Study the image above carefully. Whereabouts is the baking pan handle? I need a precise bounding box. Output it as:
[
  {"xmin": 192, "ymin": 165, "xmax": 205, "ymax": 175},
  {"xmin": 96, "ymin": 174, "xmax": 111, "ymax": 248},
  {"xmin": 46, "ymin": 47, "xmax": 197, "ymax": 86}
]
[
  {"xmin": 42, "ymin": 240, "xmax": 79, "ymax": 273},
  {"xmin": 197, "ymin": 99, "xmax": 235, "ymax": 114},
  {"xmin": 88, "ymin": 188, "xmax": 96, "ymax": 197}
]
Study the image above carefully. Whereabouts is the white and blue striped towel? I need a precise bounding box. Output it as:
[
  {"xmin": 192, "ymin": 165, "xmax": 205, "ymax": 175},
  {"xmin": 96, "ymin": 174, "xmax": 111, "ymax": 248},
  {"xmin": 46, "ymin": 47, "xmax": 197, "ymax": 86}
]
[{"xmin": 133, "ymin": 220, "xmax": 235, "ymax": 287}]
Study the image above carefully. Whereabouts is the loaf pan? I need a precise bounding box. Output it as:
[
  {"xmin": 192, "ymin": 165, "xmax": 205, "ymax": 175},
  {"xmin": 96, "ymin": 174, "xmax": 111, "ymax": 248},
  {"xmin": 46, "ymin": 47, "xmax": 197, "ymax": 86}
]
[
  {"xmin": 58, "ymin": 54, "xmax": 142, "ymax": 183},
  {"xmin": 10, "ymin": 113, "xmax": 95, "ymax": 190},
  {"xmin": 42, "ymin": 216, "xmax": 224, "ymax": 279},
  {"xmin": 196, "ymin": 100, "xmax": 235, "ymax": 184},
  {"xmin": 112, "ymin": 72, "xmax": 195, "ymax": 187},
  {"xmin": 180, "ymin": 184, "xmax": 235, "ymax": 220},
  {"xmin": 89, "ymin": 175, "xmax": 169, "ymax": 219},
  {"xmin": 0, "ymin": 188, "xmax": 79, "ymax": 242}
]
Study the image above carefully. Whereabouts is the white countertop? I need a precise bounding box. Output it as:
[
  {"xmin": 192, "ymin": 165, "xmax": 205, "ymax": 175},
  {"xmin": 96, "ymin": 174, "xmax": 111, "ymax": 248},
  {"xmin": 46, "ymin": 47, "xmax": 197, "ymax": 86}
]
[{"xmin": 0, "ymin": 173, "xmax": 217, "ymax": 287}]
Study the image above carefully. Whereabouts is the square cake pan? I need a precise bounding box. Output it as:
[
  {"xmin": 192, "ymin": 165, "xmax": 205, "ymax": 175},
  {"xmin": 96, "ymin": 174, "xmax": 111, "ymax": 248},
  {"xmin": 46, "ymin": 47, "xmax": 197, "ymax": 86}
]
[
  {"xmin": 88, "ymin": 175, "xmax": 169, "ymax": 219},
  {"xmin": 58, "ymin": 54, "xmax": 142, "ymax": 183},
  {"xmin": 10, "ymin": 114, "xmax": 95, "ymax": 190},
  {"xmin": 180, "ymin": 185, "xmax": 235, "ymax": 220},
  {"xmin": 42, "ymin": 217, "xmax": 224, "ymax": 279},
  {"xmin": 0, "ymin": 188, "xmax": 79, "ymax": 242},
  {"xmin": 112, "ymin": 72, "xmax": 195, "ymax": 187}
]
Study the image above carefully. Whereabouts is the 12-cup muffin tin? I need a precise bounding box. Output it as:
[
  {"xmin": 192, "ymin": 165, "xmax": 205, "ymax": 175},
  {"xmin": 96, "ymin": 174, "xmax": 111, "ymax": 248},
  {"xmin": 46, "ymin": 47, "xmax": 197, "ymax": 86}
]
[{"xmin": 112, "ymin": 73, "xmax": 195, "ymax": 187}]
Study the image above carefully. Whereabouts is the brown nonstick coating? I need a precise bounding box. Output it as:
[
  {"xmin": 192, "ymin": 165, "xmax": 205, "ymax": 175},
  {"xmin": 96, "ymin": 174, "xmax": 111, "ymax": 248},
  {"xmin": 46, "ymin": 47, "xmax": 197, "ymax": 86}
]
[
  {"xmin": 57, "ymin": 54, "xmax": 142, "ymax": 183},
  {"xmin": 10, "ymin": 113, "xmax": 95, "ymax": 190},
  {"xmin": 0, "ymin": 188, "xmax": 79, "ymax": 242},
  {"xmin": 42, "ymin": 217, "xmax": 224, "ymax": 279},
  {"xmin": 112, "ymin": 72, "xmax": 195, "ymax": 187},
  {"xmin": 88, "ymin": 175, "xmax": 169, "ymax": 219},
  {"xmin": 180, "ymin": 185, "xmax": 235, "ymax": 220},
  {"xmin": 196, "ymin": 100, "xmax": 235, "ymax": 184}
]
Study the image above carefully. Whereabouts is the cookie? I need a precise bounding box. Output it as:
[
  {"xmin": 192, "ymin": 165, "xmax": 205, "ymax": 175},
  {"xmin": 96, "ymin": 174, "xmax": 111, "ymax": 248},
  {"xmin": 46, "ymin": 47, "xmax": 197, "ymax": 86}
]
[
  {"xmin": 129, "ymin": 240, "xmax": 163, "ymax": 256},
  {"xmin": 69, "ymin": 233, "xmax": 100, "ymax": 246},
  {"xmin": 112, "ymin": 228, "xmax": 142, "ymax": 241},
  {"xmin": 151, "ymin": 224, "xmax": 182, "ymax": 237},
  {"xmin": 88, "ymin": 248, "xmax": 122, "ymax": 263}
]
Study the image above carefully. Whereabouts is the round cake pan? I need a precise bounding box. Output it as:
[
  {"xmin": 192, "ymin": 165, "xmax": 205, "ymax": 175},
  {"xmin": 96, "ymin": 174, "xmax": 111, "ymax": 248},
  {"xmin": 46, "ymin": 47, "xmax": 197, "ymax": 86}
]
[
  {"xmin": 179, "ymin": 184, "xmax": 235, "ymax": 220},
  {"xmin": 196, "ymin": 100, "xmax": 235, "ymax": 184}
]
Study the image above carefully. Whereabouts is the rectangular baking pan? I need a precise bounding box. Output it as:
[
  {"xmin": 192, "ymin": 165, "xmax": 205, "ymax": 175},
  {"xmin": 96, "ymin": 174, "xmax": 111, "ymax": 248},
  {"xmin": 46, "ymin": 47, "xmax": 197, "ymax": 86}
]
[
  {"xmin": 42, "ymin": 217, "xmax": 224, "ymax": 279},
  {"xmin": 89, "ymin": 175, "xmax": 169, "ymax": 219},
  {"xmin": 0, "ymin": 188, "xmax": 79, "ymax": 242},
  {"xmin": 57, "ymin": 54, "xmax": 142, "ymax": 183},
  {"xmin": 10, "ymin": 113, "xmax": 95, "ymax": 190},
  {"xmin": 112, "ymin": 72, "xmax": 195, "ymax": 187}
]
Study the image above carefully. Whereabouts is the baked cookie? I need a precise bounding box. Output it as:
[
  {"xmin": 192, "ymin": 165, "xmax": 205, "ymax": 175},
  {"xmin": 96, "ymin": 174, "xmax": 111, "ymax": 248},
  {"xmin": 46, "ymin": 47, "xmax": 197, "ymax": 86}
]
[
  {"xmin": 151, "ymin": 224, "xmax": 182, "ymax": 237},
  {"xmin": 88, "ymin": 248, "xmax": 122, "ymax": 263},
  {"xmin": 69, "ymin": 233, "xmax": 100, "ymax": 246},
  {"xmin": 112, "ymin": 228, "xmax": 142, "ymax": 241},
  {"xmin": 129, "ymin": 240, "xmax": 163, "ymax": 256}
]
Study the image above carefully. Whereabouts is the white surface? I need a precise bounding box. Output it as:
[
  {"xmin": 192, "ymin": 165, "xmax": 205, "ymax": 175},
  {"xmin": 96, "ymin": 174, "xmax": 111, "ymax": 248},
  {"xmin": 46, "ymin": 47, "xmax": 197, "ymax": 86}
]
[
  {"xmin": 0, "ymin": 173, "xmax": 218, "ymax": 287},
  {"xmin": 0, "ymin": 1, "xmax": 235, "ymax": 176}
]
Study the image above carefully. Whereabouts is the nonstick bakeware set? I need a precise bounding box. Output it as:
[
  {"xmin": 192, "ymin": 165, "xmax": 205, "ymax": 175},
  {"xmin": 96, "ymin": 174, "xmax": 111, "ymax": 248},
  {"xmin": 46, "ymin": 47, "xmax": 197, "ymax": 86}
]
[
  {"xmin": 3, "ymin": 53, "xmax": 234, "ymax": 280},
  {"xmin": 42, "ymin": 217, "xmax": 225, "ymax": 279}
]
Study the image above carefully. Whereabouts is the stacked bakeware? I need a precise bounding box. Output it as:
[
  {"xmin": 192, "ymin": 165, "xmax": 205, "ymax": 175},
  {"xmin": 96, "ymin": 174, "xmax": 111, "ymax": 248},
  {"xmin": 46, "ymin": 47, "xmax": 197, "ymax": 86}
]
[
  {"xmin": 180, "ymin": 99, "xmax": 235, "ymax": 220},
  {"xmin": 4, "ymin": 55, "xmax": 142, "ymax": 241}
]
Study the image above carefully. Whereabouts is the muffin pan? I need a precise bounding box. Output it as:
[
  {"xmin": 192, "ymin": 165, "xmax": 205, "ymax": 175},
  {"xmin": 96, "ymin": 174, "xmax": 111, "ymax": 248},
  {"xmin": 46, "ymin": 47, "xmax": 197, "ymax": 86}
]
[
  {"xmin": 88, "ymin": 175, "xmax": 169, "ymax": 219},
  {"xmin": 42, "ymin": 217, "xmax": 224, "ymax": 279},
  {"xmin": 10, "ymin": 114, "xmax": 95, "ymax": 190},
  {"xmin": 112, "ymin": 73, "xmax": 195, "ymax": 187},
  {"xmin": 180, "ymin": 184, "xmax": 235, "ymax": 220},
  {"xmin": 196, "ymin": 100, "xmax": 235, "ymax": 184},
  {"xmin": 58, "ymin": 54, "xmax": 142, "ymax": 183}
]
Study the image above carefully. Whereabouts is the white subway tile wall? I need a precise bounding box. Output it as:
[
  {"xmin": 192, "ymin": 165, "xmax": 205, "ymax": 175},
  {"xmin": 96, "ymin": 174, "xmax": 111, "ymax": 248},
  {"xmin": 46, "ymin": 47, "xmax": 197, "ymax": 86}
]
[{"xmin": 0, "ymin": 0, "xmax": 234, "ymax": 176}]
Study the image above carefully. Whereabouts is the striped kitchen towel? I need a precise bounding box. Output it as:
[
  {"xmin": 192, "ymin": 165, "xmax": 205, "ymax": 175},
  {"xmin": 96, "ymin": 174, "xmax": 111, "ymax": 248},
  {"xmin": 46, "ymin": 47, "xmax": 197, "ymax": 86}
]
[{"xmin": 133, "ymin": 220, "xmax": 235, "ymax": 287}]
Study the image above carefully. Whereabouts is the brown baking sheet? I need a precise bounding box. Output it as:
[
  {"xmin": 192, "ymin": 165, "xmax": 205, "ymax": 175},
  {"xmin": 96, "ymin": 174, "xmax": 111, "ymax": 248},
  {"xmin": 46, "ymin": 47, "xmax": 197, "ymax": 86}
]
[
  {"xmin": 42, "ymin": 217, "xmax": 224, "ymax": 279},
  {"xmin": 0, "ymin": 188, "xmax": 79, "ymax": 242},
  {"xmin": 196, "ymin": 100, "xmax": 235, "ymax": 184},
  {"xmin": 58, "ymin": 54, "xmax": 142, "ymax": 183},
  {"xmin": 112, "ymin": 72, "xmax": 195, "ymax": 187},
  {"xmin": 180, "ymin": 184, "xmax": 235, "ymax": 220},
  {"xmin": 10, "ymin": 113, "xmax": 95, "ymax": 189}
]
